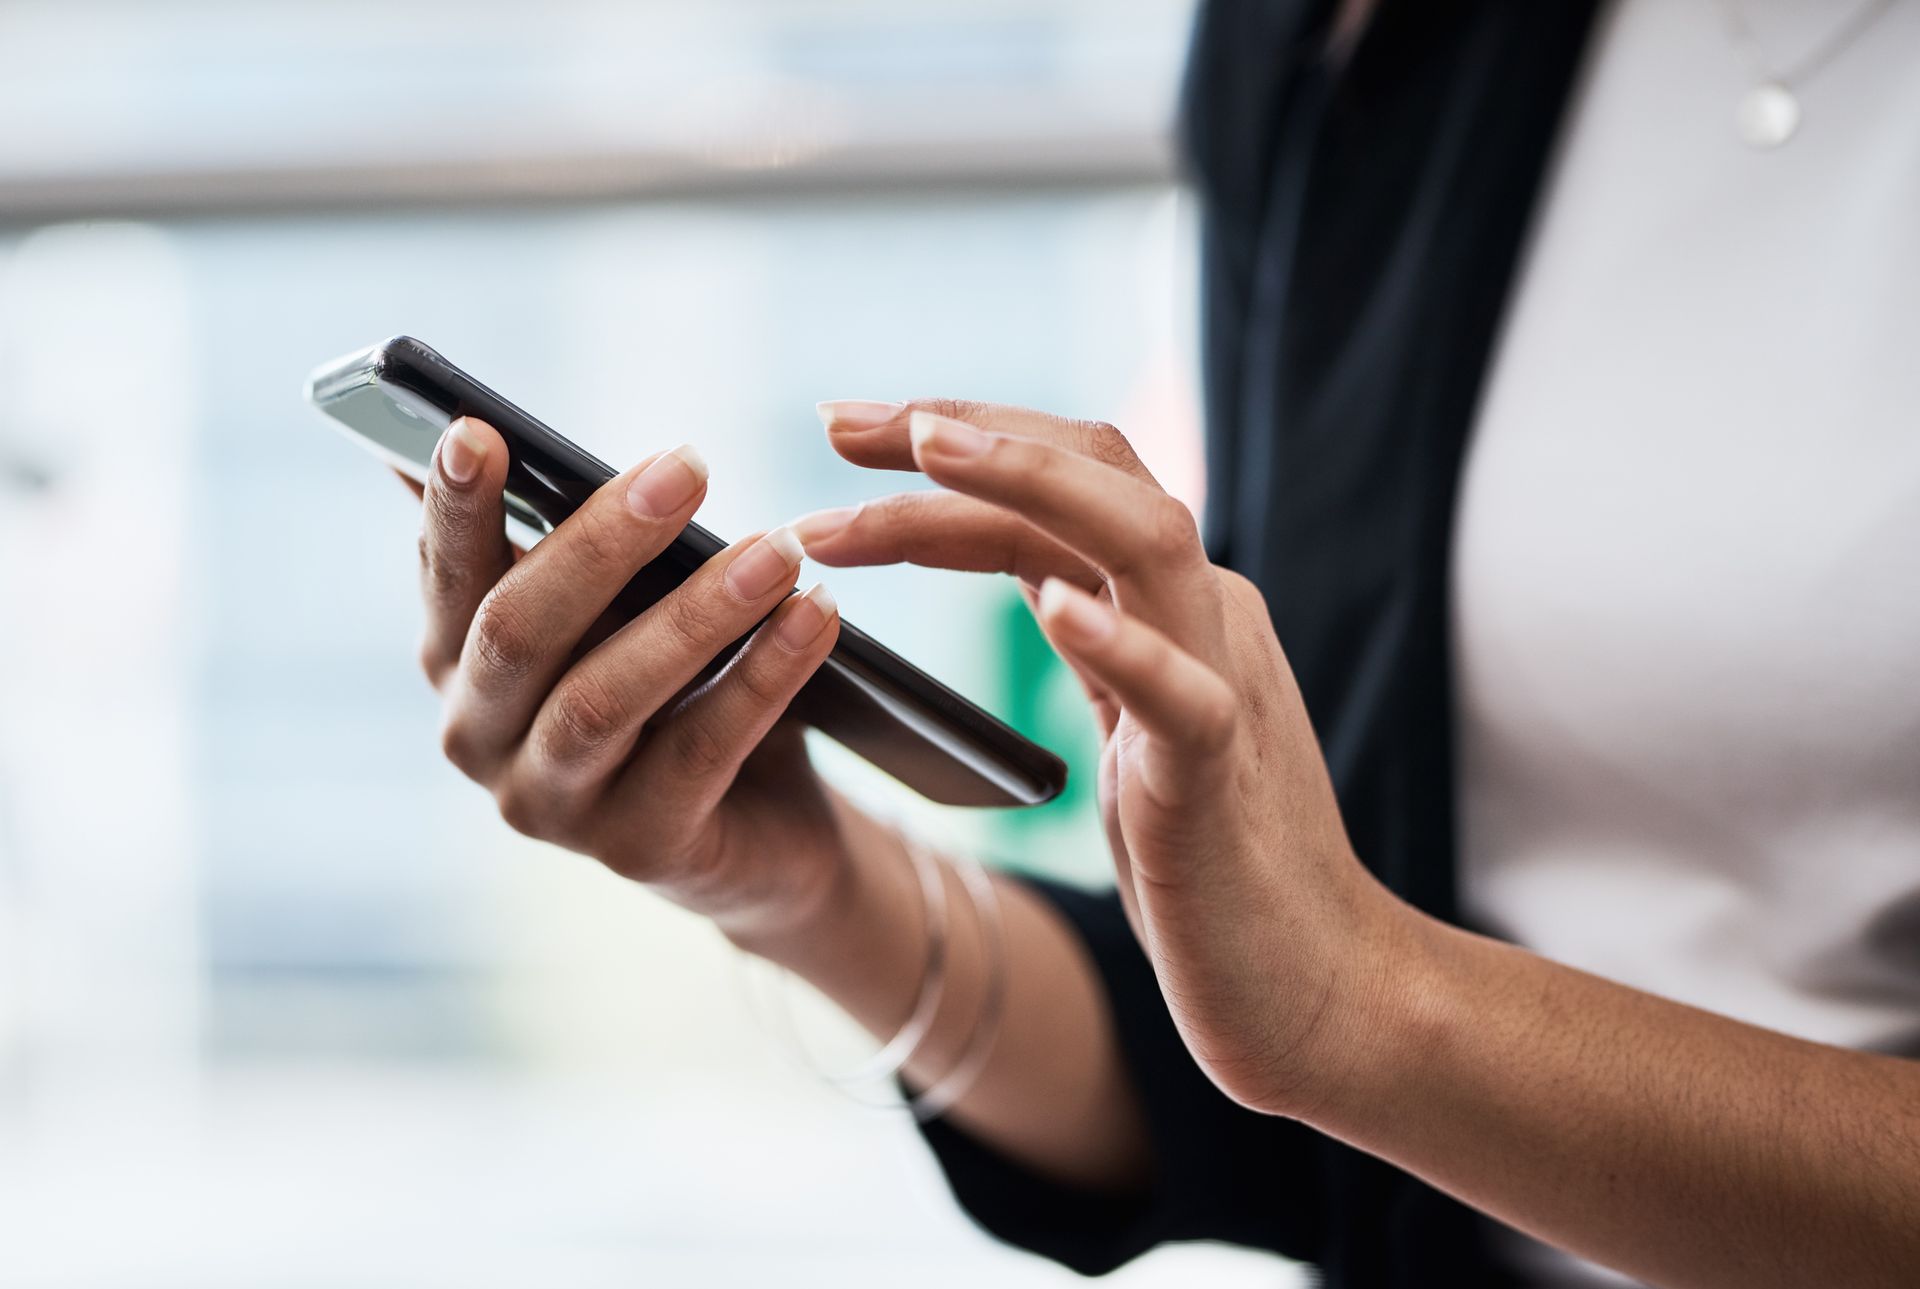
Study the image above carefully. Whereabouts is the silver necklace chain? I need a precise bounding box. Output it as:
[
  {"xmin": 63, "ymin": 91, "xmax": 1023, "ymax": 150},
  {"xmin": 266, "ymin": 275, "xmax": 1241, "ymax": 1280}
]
[
  {"xmin": 1713, "ymin": 0, "xmax": 1898, "ymax": 88},
  {"xmin": 1709, "ymin": 0, "xmax": 1900, "ymax": 148}
]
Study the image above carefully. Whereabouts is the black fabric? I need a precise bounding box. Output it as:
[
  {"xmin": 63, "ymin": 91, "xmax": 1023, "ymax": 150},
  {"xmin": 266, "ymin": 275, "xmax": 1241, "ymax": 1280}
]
[
  {"xmin": 918, "ymin": 1, "xmax": 1603, "ymax": 1285},
  {"xmin": 919, "ymin": 879, "xmax": 1330, "ymax": 1275},
  {"xmin": 1203, "ymin": 0, "xmax": 1599, "ymax": 929}
]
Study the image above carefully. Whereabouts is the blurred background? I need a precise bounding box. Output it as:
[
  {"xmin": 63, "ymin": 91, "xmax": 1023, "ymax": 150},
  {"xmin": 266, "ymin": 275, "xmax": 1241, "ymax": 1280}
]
[{"xmin": 0, "ymin": 1, "xmax": 1293, "ymax": 1285}]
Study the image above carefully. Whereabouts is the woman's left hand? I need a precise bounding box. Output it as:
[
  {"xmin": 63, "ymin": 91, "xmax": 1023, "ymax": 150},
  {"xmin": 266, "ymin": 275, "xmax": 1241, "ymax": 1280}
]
[
  {"xmin": 796, "ymin": 399, "xmax": 1419, "ymax": 1118},
  {"xmin": 800, "ymin": 401, "xmax": 1920, "ymax": 1288}
]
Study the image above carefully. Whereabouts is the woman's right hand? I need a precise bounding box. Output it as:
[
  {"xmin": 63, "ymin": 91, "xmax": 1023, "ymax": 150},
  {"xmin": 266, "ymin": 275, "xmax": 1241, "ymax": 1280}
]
[{"xmin": 411, "ymin": 415, "xmax": 853, "ymax": 940}]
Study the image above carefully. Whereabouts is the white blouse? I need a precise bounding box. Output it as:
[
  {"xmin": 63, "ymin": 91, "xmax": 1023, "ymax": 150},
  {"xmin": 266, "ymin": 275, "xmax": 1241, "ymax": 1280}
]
[{"xmin": 1451, "ymin": 0, "xmax": 1920, "ymax": 1283}]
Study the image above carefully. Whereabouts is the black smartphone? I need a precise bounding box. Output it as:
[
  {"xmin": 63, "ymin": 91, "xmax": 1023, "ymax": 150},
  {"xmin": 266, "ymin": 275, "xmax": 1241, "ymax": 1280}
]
[{"xmin": 305, "ymin": 336, "xmax": 1066, "ymax": 808}]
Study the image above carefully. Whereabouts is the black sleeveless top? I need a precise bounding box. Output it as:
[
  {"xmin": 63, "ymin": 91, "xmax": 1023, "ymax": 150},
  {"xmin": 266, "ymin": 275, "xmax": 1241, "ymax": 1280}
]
[{"xmin": 920, "ymin": 2, "xmax": 1602, "ymax": 1283}]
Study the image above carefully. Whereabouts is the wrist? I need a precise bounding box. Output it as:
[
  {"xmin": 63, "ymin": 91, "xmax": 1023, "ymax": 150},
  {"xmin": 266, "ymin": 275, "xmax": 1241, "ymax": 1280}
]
[
  {"xmin": 716, "ymin": 796, "xmax": 910, "ymax": 971},
  {"xmin": 721, "ymin": 800, "xmax": 943, "ymax": 1054},
  {"xmin": 1279, "ymin": 888, "xmax": 1461, "ymax": 1129}
]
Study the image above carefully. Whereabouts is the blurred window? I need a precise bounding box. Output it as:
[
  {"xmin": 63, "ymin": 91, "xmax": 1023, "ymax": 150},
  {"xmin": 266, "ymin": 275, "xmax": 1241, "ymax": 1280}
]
[{"xmin": 0, "ymin": 3, "xmax": 1289, "ymax": 1286}]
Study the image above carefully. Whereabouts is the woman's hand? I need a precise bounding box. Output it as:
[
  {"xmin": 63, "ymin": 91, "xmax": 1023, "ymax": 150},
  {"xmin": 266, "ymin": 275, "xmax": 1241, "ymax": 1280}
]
[
  {"xmin": 408, "ymin": 416, "xmax": 854, "ymax": 940},
  {"xmin": 798, "ymin": 399, "xmax": 1418, "ymax": 1117},
  {"xmin": 402, "ymin": 415, "xmax": 1159, "ymax": 1200},
  {"xmin": 800, "ymin": 399, "xmax": 1920, "ymax": 1286}
]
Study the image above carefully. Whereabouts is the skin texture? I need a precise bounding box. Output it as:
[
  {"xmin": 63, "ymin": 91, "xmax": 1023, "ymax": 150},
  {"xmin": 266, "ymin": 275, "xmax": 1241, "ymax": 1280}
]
[
  {"xmin": 408, "ymin": 414, "xmax": 1152, "ymax": 1192},
  {"xmin": 411, "ymin": 417, "xmax": 847, "ymax": 932},
  {"xmin": 410, "ymin": 402, "xmax": 1920, "ymax": 1286},
  {"xmin": 798, "ymin": 398, "xmax": 1920, "ymax": 1289},
  {"xmin": 799, "ymin": 399, "xmax": 1394, "ymax": 1118}
]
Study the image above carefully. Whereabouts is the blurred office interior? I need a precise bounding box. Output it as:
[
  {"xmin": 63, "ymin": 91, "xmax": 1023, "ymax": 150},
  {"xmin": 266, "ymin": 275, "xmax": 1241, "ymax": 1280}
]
[{"xmin": 0, "ymin": 1, "xmax": 1293, "ymax": 1285}]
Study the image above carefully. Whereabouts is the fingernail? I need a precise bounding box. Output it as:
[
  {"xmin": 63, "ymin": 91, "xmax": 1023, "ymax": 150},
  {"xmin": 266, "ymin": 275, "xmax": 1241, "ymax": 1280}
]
[
  {"xmin": 776, "ymin": 582, "xmax": 838, "ymax": 650},
  {"xmin": 726, "ymin": 526, "xmax": 803, "ymax": 599},
  {"xmin": 816, "ymin": 400, "xmax": 904, "ymax": 431},
  {"xmin": 791, "ymin": 505, "xmax": 860, "ymax": 550},
  {"xmin": 1039, "ymin": 578, "xmax": 1115, "ymax": 645},
  {"xmin": 627, "ymin": 444, "xmax": 708, "ymax": 518},
  {"xmin": 441, "ymin": 418, "xmax": 486, "ymax": 485},
  {"xmin": 909, "ymin": 410, "xmax": 989, "ymax": 459}
]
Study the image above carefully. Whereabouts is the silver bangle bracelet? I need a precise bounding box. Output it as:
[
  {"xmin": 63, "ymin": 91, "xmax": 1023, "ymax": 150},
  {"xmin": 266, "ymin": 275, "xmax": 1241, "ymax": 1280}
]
[
  {"xmin": 743, "ymin": 828, "xmax": 952, "ymax": 1100},
  {"xmin": 740, "ymin": 830, "xmax": 1010, "ymax": 1124},
  {"xmin": 908, "ymin": 849, "xmax": 1008, "ymax": 1123},
  {"xmin": 827, "ymin": 833, "xmax": 950, "ymax": 1085}
]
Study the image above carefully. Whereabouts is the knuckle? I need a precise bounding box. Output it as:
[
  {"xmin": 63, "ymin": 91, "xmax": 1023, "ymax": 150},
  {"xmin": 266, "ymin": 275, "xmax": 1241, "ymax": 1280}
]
[
  {"xmin": 915, "ymin": 397, "xmax": 991, "ymax": 427},
  {"xmin": 493, "ymin": 781, "xmax": 549, "ymax": 838},
  {"xmin": 467, "ymin": 594, "xmax": 541, "ymax": 689},
  {"xmin": 542, "ymin": 676, "xmax": 626, "ymax": 762},
  {"xmin": 418, "ymin": 636, "xmax": 450, "ymax": 688},
  {"xmin": 916, "ymin": 489, "xmax": 982, "ymax": 525},
  {"xmin": 1218, "ymin": 568, "xmax": 1266, "ymax": 610},
  {"xmin": 561, "ymin": 505, "xmax": 636, "ymax": 577},
  {"xmin": 874, "ymin": 491, "xmax": 926, "ymax": 524},
  {"xmin": 660, "ymin": 585, "xmax": 724, "ymax": 649},
  {"xmin": 423, "ymin": 478, "xmax": 472, "ymax": 529},
  {"xmin": 1144, "ymin": 497, "xmax": 1201, "ymax": 555},
  {"xmin": 1193, "ymin": 683, "xmax": 1240, "ymax": 754},
  {"xmin": 668, "ymin": 716, "xmax": 732, "ymax": 782},
  {"xmin": 424, "ymin": 481, "xmax": 483, "ymax": 543},
  {"xmin": 1079, "ymin": 419, "xmax": 1132, "ymax": 462},
  {"xmin": 842, "ymin": 496, "xmax": 895, "ymax": 538},
  {"xmin": 418, "ymin": 529, "xmax": 468, "ymax": 599},
  {"xmin": 734, "ymin": 655, "xmax": 793, "ymax": 710},
  {"xmin": 832, "ymin": 498, "xmax": 873, "ymax": 535},
  {"xmin": 883, "ymin": 491, "xmax": 955, "ymax": 537},
  {"xmin": 439, "ymin": 712, "xmax": 484, "ymax": 778}
]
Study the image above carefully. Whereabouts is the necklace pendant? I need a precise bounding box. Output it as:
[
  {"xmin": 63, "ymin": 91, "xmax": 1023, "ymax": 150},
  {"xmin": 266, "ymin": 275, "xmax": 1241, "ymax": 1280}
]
[{"xmin": 1737, "ymin": 81, "xmax": 1800, "ymax": 149}]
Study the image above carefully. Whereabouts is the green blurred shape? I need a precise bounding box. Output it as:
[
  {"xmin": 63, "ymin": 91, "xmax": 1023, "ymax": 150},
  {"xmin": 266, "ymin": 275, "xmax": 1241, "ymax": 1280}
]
[{"xmin": 983, "ymin": 584, "xmax": 1107, "ymax": 883}]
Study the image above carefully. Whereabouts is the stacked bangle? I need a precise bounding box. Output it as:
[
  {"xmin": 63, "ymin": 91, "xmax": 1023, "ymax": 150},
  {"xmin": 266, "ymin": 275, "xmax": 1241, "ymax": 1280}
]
[
  {"xmin": 827, "ymin": 833, "xmax": 951, "ymax": 1086},
  {"xmin": 905, "ymin": 848, "xmax": 1007, "ymax": 1122},
  {"xmin": 743, "ymin": 829, "xmax": 1009, "ymax": 1122}
]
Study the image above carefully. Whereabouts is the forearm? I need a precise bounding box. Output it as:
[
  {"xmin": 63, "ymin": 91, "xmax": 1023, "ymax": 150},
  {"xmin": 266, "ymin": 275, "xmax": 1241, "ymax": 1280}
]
[
  {"xmin": 1312, "ymin": 913, "xmax": 1920, "ymax": 1289},
  {"xmin": 723, "ymin": 793, "xmax": 1151, "ymax": 1194},
  {"xmin": 794, "ymin": 394, "xmax": 1920, "ymax": 1281}
]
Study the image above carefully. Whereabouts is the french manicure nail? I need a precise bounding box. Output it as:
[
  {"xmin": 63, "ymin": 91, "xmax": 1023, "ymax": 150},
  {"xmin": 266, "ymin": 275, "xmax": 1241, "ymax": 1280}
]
[
  {"xmin": 727, "ymin": 526, "xmax": 804, "ymax": 599},
  {"xmin": 791, "ymin": 505, "xmax": 860, "ymax": 550},
  {"xmin": 909, "ymin": 410, "xmax": 989, "ymax": 459},
  {"xmin": 441, "ymin": 418, "xmax": 486, "ymax": 485},
  {"xmin": 627, "ymin": 444, "xmax": 708, "ymax": 518},
  {"xmin": 816, "ymin": 400, "xmax": 904, "ymax": 431},
  {"xmin": 776, "ymin": 582, "xmax": 838, "ymax": 650},
  {"xmin": 1040, "ymin": 578, "xmax": 1115, "ymax": 645}
]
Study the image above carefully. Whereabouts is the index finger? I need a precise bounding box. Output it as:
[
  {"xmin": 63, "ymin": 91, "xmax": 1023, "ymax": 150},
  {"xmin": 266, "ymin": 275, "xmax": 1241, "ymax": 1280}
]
[
  {"xmin": 792, "ymin": 490, "xmax": 1101, "ymax": 592},
  {"xmin": 905, "ymin": 409, "xmax": 1226, "ymax": 662},
  {"xmin": 817, "ymin": 398, "xmax": 1162, "ymax": 484}
]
